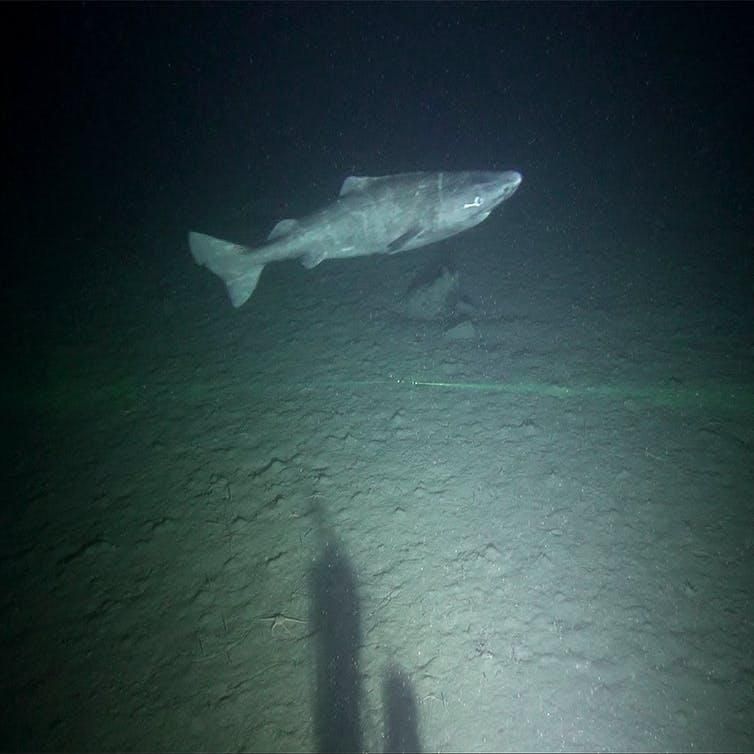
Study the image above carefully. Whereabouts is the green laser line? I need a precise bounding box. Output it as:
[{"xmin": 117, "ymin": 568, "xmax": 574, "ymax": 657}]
[
  {"xmin": 4, "ymin": 374, "xmax": 754, "ymax": 415},
  {"xmin": 313, "ymin": 376, "xmax": 754, "ymax": 411}
]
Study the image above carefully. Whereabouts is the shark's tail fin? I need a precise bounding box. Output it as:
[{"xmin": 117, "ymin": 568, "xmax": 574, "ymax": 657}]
[{"xmin": 188, "ymin": 231, "xmax": 264, "ymax": 308}]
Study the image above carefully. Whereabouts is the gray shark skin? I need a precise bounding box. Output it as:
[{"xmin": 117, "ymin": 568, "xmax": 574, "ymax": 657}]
[{"xmin": 189, "ymin": 170, "xmax": 522, "ymax": 308}]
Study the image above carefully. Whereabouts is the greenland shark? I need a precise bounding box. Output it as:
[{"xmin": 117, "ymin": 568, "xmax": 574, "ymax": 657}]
[{"xmin": 189, "ymin": 170, "xmax": 522, "ymax": 308}]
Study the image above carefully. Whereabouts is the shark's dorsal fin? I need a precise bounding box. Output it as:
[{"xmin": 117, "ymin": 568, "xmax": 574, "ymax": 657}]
[
  {"xmin": 339, "ymin": 176, "xmax": 381, "ymax": 196},
  {"xmin": 268, "ymin": 218, "xmax": 299, "ymax": 240}
]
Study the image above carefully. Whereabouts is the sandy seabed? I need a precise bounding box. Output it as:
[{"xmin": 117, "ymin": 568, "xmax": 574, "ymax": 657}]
[{"xmin": 3, "ymin": 226, "xmax": 753, "ymax": 752}]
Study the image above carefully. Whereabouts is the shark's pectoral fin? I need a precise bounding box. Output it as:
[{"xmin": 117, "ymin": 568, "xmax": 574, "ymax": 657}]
[
  {"xmin": 300, "ymin": 249, "xmax": 328, "ymax": 269},
  {"xmin": 387, "ymin": 225, "xmax": 422, "ymax": 253}
]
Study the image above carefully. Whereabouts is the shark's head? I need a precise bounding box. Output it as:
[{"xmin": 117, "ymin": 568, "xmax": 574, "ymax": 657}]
[{"xmin": 437, "ymin": 170, "xmax": 522, "ymax": 233}]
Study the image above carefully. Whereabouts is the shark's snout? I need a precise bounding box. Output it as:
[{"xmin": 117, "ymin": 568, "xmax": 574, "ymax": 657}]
[
  {"xmin": 480, "ymin": 170, "xmax": 522, "ymax": 206},
  {"xmin": 500, "ymin": 170, "xmax": 522, "ymax": 198}
]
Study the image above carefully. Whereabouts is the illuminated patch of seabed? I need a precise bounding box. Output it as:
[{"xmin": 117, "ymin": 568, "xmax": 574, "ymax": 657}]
[{"xmin": 6, "ymin": 372, "xmax": 754, "ymax": 417}]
